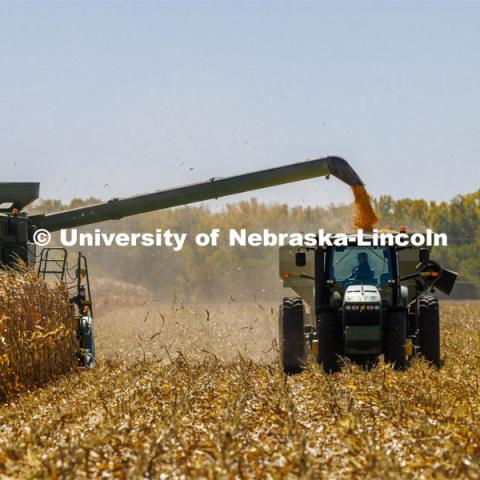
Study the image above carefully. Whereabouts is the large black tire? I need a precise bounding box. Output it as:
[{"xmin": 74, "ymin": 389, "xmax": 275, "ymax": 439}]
[
  {"xmin": 279, "ymin": 297, "xmax": 305, "ymax": 374},
  {"xmin": 419, "ymin": 295, "xmax": 441, "ymax": 367},
  {"xmin": 317, "ymin": 311, "xmax": 341, "ymax": 373},
  {"xmin": 383, "ymin": 310, "xmax": 407, "ymax": 370}
]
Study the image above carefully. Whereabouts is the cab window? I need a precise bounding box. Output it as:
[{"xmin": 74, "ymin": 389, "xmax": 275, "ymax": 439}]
[{"xmin": 328, "ymin": 246, "xmax": 393, "ymax": 287}]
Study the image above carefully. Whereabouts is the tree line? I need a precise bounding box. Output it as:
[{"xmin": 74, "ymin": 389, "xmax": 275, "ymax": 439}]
[{"xmin": 31, "ymin": 189, "xmax": 479, "ymax": 301}]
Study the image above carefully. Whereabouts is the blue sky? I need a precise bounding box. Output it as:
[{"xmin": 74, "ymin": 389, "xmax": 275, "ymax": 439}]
[{"xmin": 1, "ymin": 1, "xmax": 479, "ymax": 208}]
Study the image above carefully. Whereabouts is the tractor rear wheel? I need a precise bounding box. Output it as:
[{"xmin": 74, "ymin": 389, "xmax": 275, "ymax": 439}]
[
  {"xmin": 278, "ymin": 297, "xmax": 305, "ymax": 374},
  {"xmin": 383, "ymin": 310, "xmax": 407, "ymax": 370},
  {"xmin": 317, "ymin": 311, "xmax": 341, "ymax": 373},
  {"xmin": 419, "ymin": 295, "xmax": 441, "ymax": 367}
]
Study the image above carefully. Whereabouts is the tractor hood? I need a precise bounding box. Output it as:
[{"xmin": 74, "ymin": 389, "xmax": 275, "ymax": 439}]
[{"xmin": 343, "ymin": 285, "xmax": 382, "ymax": 305}]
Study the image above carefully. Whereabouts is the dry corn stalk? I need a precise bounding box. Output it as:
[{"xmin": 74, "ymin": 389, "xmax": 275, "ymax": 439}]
[{"xmin": 0, "ymin": 268, "xmax": 77, "ymax": 400}]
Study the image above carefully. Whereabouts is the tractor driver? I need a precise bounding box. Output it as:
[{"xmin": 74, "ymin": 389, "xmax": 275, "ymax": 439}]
[{"xmin": 348, "ymin": 252, "xmax": 375, "ymax": 283}]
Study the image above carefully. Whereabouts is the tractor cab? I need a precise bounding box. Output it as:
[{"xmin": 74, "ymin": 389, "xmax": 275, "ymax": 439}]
[{"xmin": 324, "ymin": 244, "xmax": 403, "ymax": 308}]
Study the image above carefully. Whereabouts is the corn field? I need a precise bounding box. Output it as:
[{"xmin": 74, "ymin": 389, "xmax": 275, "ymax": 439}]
[
  {"xmin": 0, "ymin": 269, "xmax": 77, "ymax": 401},
  {"xmin": 0, "ymin": 299, "xmax": 479, "ymax": 478}
]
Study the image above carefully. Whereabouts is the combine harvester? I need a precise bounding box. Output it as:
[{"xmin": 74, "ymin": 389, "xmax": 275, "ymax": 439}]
[{"xmin": 0, "ymin": 156, "xmax": 456, "ymax": 370}]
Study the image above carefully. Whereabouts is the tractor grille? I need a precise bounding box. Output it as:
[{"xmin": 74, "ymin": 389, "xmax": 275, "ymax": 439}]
[{"xmin": 343, "ymin": 307, "xmax": 382, "ymax": 326}]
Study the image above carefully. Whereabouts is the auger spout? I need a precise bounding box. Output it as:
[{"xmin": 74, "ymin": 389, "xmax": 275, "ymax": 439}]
[{"xmin": 26, "ymin": 156, "xmax": 363, "ymax": 232}]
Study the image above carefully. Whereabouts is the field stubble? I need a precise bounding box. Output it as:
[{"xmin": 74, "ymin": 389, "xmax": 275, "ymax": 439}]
[{"xmin": 0, "ymin": 296, "xmax": 479, "ymax": 478}]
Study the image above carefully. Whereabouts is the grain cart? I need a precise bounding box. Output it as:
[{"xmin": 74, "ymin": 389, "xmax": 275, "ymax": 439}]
[
  {"xmin": 0, "ymin": 156, "xmax": 363, "ymax": 366},
  {"xmin": 279, "ymin": 235, "xmax": 457, "ymax": 373}
]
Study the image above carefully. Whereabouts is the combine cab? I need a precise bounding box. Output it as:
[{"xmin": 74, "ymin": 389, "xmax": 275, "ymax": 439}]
[{"xmin": 279, "ymin": 234, "xmax": 457, "ymax": 373}]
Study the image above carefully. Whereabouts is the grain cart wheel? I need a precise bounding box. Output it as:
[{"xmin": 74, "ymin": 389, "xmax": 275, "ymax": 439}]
[
  {"xmin": 278, "ymin": 297, "xmax": 305, "ymax": 374},
  {"xmin": 384, "ymin": 310, "xmax": 407, "ymax": 370},
  {"xmin": 419, "ymin": 295, "xmax": 441, "ymax": 367},
  {"xmin": 317, "ymin": 311, "xmax": 341, "ymax": 373}
]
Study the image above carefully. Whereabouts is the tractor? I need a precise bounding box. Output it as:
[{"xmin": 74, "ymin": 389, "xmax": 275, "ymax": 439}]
[{"xmin": 278, "ymin": 234, "xmax": 458, "ymax": 373}]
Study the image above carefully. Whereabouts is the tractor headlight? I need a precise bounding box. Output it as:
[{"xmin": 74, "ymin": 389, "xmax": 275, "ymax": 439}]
[
  {"xmin": 374, "ymin": 305, "xmax": 381, "ymax": 310},
  {"xmin": 351, "ymin": 305, "xmax": 359, "ymax": 311},
  {"xmin": 366, "ymin": 305, "xmax": 374, "ymax": 311},
  {"xmin": 345, "ymin": 305, "xmax": 352, "ymax": 310}
]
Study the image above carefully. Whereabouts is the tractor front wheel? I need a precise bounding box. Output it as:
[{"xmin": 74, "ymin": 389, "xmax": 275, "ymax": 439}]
[
  {"xmin": 383, "ymin": 310, "xmax": 407, "ymax": 370},
  {"xmin": 278, "ymin": 297, "xmax": 305, "ymax": 374},
  {"xmin": 317, "ymin": 311, "xmax": 341, "ymax": 373}
]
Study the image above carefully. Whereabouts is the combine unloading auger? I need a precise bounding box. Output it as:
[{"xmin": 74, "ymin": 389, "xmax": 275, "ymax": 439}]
[{"xmin": 28, "ymin": 156, "xmax": 363, "ymax": 231}]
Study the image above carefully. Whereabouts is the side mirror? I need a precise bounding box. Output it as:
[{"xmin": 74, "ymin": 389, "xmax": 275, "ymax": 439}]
[
  {"xmin": 295, "ymin": 252, "xmax": 306, "ymax": 267},
  {"xmin": 434, "ymin": 267, "xmax": 458, "ymax": 295}
]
